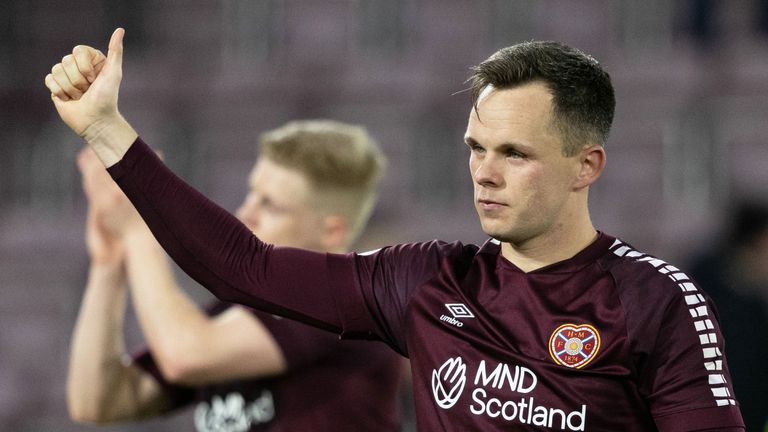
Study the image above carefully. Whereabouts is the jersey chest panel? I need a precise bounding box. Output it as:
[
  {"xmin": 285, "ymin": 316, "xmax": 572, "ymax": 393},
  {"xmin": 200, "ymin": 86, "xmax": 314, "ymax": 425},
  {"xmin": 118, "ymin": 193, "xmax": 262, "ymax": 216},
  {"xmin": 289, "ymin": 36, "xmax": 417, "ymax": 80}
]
[{"xmin": 403, "ymin": 255, "xmax": 655, "ymax": 431}]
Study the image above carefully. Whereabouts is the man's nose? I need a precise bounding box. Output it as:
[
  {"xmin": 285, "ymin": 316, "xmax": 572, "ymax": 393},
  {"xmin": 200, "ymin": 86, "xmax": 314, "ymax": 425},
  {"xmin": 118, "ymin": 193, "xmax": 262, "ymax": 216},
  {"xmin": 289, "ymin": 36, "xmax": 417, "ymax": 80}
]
[
  {"xmin": 236, "ymin": 196, "xmax": 260, "ymax": 224},
  {"xmin": 474, "ymin": 157, "xmax": 503, "ymax": 188}
]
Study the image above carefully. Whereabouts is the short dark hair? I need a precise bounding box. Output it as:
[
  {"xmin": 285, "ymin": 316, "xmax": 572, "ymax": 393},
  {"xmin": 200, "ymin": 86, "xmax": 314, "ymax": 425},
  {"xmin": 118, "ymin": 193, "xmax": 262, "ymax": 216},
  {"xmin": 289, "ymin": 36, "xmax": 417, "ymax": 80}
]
[{"xmin": 468, "ymin": 41, "xmax": 615, "ymax": 156}]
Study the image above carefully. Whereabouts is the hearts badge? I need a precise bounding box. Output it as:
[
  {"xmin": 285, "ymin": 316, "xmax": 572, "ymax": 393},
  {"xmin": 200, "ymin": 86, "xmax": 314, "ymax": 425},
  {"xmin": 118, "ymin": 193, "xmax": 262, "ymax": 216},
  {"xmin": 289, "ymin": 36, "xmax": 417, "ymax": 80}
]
[{"xmin": 548, "ymin": 323, "xmax": 601, "ymax": 369}]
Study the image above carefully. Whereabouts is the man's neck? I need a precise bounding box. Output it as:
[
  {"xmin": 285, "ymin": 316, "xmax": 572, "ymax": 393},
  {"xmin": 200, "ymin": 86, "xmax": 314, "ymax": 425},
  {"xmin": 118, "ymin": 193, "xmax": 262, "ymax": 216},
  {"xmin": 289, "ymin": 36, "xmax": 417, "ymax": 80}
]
[{"xmin": 500, "ymin": 223, "xmax": 598, "ymax": 273}]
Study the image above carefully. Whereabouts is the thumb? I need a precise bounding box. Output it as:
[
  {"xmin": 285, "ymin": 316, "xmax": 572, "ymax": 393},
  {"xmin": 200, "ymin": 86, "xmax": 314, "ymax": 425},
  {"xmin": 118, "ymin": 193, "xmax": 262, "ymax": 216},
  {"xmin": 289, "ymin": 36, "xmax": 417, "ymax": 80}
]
[{"xmin": 105, "ymin": 28, "xmax": 125, "ymax": 72}]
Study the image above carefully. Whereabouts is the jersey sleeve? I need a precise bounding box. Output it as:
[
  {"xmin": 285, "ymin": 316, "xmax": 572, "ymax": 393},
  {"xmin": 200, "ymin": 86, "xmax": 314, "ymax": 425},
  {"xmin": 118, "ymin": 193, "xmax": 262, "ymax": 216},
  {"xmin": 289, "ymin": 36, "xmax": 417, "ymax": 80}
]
[
  {"xmin": 251, "ymin": 309, "xmax": 357, "ymax": 369},
  {"xmin": 133, "ymin": 302, "xmax": 322, "ymax": 407},
  {"xmin": 108, "ymin": 138, "xmax": 354, "ymax": 334},
  {"xmin": 131, "ymin": 301, "xmax": 234, "ymax": 409},
  {"xmin": 631, "ymin": 276, "xmax": 745, "ymax": 430},
  {"xmin": 132, "ymin": 350, "xmax": 196, "ymax": 410},
  {"xmin": 211, "ymin": 303, "xmax": 354, "ymax": 372},
  {"xmin": 107, "ymin": 138, "xmax": 451, "ymax": 346}
]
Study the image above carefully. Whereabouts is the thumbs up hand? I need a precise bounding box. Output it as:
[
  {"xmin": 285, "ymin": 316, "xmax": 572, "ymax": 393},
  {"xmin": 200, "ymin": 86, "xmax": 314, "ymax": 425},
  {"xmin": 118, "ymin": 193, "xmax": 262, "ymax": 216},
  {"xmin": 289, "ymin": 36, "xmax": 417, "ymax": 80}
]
[
  {"xmin": 44, "ymin": 28, "xmax": 137, "ymax": 167},
  {"xmin": 45, "ymin": 28, "xmax": 126, "ymax": 136}
]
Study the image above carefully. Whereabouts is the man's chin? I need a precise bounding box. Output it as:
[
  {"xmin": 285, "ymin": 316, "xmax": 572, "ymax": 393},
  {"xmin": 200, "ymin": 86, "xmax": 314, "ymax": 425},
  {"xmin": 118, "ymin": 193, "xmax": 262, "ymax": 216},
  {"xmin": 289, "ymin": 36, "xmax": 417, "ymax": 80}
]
[
  {"xmin": 480, "ymin": 225, "xmax": 510, "ymax": 242},
  {"xmin": 479, "ymin": 221, "xmax": 523, "ymax": 244}
]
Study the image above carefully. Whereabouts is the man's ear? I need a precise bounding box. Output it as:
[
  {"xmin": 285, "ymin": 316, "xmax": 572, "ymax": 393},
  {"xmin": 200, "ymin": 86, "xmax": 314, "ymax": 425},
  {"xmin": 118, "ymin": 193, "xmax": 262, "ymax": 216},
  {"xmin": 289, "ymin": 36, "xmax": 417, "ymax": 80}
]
[
  {"xmin": 573, "ymin": 145, "xmax": 606, "ymax": 190},
  {"xmin": 321, "ymin": 215, "xmax": 350, "ymax": 252}
]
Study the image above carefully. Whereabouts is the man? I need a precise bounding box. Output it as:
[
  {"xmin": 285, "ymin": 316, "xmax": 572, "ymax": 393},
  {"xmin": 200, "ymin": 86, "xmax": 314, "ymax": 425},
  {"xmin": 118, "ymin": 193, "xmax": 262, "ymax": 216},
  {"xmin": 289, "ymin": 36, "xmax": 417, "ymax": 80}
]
[
  {"xmin": 46, "ymin": 29, "xmax": 745, "ymax": 430},
  {"xmin": 66, "ymin": 120, "xmax": 403, "ymax": 431}
]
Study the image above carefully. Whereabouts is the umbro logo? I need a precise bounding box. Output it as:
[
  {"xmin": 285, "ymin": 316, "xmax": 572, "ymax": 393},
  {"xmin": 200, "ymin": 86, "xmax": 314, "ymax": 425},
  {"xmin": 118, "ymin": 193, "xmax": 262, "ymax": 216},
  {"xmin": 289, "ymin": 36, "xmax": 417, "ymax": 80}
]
[
  {"xmin": 446, "ymin": 303, "xmax": 475, "ymax": 318},
  {"xmin": 440, "ymin": 303, "xmax": 475, "ymax": 327}
]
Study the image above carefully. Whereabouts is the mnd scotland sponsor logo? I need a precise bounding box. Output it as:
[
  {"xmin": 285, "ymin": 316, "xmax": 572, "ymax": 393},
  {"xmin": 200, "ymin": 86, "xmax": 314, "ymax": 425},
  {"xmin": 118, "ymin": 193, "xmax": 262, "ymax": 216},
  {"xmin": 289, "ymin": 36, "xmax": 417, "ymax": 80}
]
[
  {"xmin": 194, "ymin": 390, "xmax": 275, "ymax": 432},
  {"xmin": 432, "ymin": 357, "xmax": 467, "ymax": 409},
  {"xmin": 430, "ymin": 357, "xmax": 587, "ymax": 431}
]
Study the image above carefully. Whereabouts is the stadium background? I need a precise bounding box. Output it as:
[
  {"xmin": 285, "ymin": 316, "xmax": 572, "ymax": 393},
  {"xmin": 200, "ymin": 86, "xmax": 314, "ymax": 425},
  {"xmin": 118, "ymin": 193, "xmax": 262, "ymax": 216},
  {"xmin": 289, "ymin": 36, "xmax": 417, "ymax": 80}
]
[{"xmin": 1, "ymin": 1, "xmax": 767, "ymax": 430}]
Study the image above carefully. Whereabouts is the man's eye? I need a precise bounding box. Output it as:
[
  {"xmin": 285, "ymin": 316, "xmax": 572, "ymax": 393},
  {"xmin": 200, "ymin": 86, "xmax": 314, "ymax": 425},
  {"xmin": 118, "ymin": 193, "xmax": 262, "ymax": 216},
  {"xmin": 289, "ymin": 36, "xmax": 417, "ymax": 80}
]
[{"xmin": 506, "ymin": 150, "xmax": 524, "ymax": 159}]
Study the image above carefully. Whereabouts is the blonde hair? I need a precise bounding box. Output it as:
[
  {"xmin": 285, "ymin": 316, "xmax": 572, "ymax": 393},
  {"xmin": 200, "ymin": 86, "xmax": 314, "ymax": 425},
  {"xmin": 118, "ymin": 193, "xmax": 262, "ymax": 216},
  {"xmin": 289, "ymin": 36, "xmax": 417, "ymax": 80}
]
[{"xmin": 259, "ymin": 120, "xmax": 386, "ymax": 244}]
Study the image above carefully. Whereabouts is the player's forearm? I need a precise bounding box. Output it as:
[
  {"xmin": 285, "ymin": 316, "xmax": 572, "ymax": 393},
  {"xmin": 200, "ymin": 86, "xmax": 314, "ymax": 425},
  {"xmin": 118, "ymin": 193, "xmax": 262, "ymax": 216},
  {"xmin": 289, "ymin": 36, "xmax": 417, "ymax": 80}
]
[
  {"xmin": 108, "ymin": 138, "xmax": 345, "ymax": 332},
  {"xmin": 123, "ymin": 225, "xmax": 290, "ymax": 386},
  {"xmin": 122, "ymin": 224, "xmax": 219, "ymax": 376},
  {"xmin": 68, "ymin": 264, "xmax": 169, "ymax": 423},
  {"xmin": 67, "ymin": 264, "xmax": 130, "ymax": 421}
]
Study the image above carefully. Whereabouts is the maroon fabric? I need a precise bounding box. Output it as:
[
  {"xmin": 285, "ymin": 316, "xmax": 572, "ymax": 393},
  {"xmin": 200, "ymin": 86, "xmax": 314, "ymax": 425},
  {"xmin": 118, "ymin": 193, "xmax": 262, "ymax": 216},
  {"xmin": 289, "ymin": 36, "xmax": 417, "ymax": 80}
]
[
  {"xmin": 134, "ymin": 302, "xmax": 402, "ymax": 432},
  {"xmin": 111, "ymin": 138, "xmax": 744, "ymax": 431}
]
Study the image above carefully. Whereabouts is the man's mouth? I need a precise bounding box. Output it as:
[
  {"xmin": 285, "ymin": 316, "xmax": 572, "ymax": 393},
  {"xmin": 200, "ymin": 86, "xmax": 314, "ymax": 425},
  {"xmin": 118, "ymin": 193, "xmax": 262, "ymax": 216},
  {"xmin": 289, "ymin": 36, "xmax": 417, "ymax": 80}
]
[{"xmin": 478, "ymin": 199, "xmax": 506, "ymax": 210}]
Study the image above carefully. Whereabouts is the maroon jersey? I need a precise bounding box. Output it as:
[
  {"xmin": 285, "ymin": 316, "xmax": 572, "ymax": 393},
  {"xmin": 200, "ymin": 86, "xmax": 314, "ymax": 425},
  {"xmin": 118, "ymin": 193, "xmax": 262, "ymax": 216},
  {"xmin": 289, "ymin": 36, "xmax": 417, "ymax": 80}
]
[
  {"xmin": 134, "ymin": 302, "xmax": 402, "ymax": 432},
  {"xmin": 110, "ymin": 138, "xmax": 744, "ymax": 431}
]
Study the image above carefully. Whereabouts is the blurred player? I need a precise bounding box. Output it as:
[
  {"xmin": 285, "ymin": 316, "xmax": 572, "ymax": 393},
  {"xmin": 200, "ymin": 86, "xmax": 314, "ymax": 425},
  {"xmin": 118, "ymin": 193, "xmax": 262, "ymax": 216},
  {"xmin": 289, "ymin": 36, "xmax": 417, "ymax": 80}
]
[
  {"xmin": 48, "ymin": 29, "xmax": 744, "ymax": 430},
  {"xmin": 67, "ymin": 119, "xmax": 403, "ymax": 431}
]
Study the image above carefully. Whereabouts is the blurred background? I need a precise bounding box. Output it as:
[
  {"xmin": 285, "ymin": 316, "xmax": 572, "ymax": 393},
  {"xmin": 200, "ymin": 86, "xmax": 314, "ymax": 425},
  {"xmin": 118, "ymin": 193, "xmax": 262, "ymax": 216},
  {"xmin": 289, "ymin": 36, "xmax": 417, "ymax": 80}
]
[{"xmin": 2, "ymin": 0, "xmax": 768, "ymax": 430}]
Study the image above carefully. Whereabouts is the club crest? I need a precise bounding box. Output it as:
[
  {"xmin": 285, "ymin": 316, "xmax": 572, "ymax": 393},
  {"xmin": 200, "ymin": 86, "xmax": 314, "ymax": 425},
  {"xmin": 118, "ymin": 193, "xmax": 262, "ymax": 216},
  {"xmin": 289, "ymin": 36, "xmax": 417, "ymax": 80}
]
[{"xmin": 548, "ymin": 323, "xmax": 601, "ymax": 369}]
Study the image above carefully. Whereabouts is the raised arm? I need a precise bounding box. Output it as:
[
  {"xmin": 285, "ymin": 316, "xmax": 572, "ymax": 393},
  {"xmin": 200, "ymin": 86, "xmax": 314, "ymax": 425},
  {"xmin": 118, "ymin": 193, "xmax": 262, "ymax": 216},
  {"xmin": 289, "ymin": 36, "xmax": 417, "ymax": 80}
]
[
  {"xmin": 67, "ymin": 149, "xmax": 169, "ymax": 423},
  {"xmin": 124, "ymin": 228, "xmax": 288, "ymax": 385},
  {"xmin": 75, "ymin": 148, "xmax": 288, "ymax": 386},
  {"xmin": 46, "ymin": 29, "xmax": 356, "ymax": 335}
]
